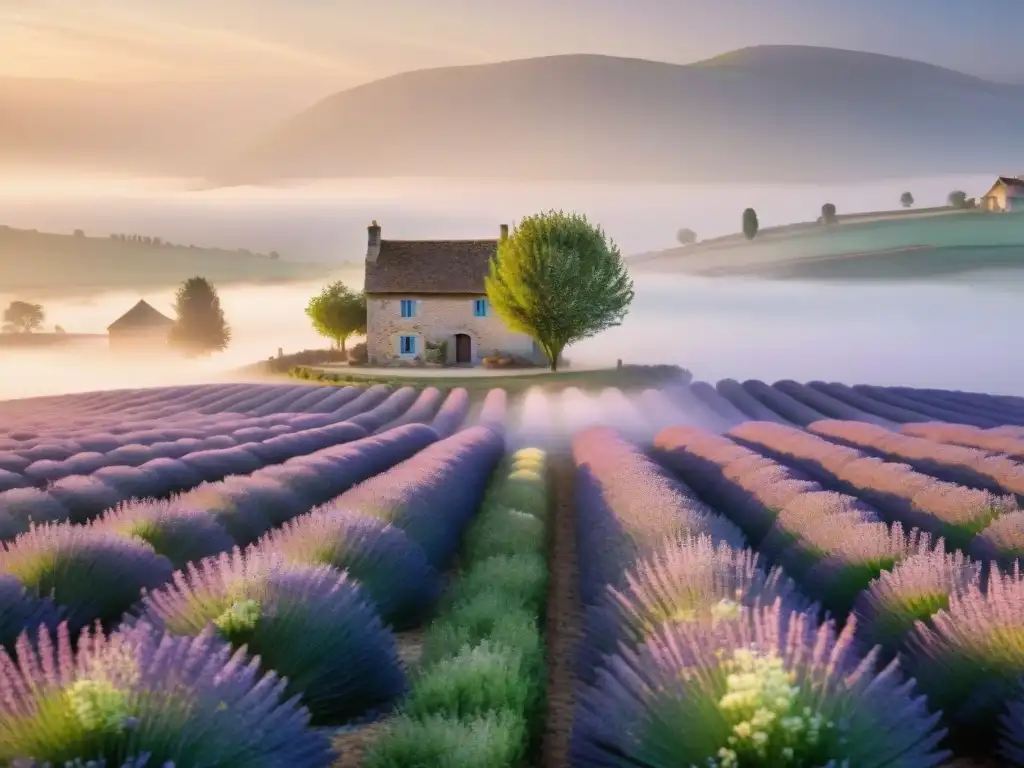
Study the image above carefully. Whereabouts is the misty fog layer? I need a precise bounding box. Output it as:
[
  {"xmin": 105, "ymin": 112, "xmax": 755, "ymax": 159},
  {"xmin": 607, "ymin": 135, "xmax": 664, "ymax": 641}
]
[
  {"xmin": 2, "ymin": 270, "xmax": 1020, "ymax": 401},
  {"xmin": 0, "ymin": 173, "xmax": 996, "ymax": 263},
  {"xmin": 0, "ymin": 173, "xmax": 1017, "ymax": 402}
]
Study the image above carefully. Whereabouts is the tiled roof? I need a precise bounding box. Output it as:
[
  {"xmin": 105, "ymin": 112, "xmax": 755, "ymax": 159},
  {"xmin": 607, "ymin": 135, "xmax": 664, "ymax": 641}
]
[
  {"xmin": 365, "ymin": 239, "xmax": 498, "ymax": 294},
  {"xmin": 996, "ymin": 176, "xmax": 1024, "ymax": 190},
  {"xmin": 107, "ymin": 300, "xmax": 174, "ymax": 332}
]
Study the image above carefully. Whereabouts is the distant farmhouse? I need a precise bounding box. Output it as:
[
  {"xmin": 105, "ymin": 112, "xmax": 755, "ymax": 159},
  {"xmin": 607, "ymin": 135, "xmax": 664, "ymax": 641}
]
[
  {"xmin": 981, "ymin": 176, "xmax": 1024, "ymax": 212},
  {"xmin": 107, "ymin": 300, "xmax": 173, "ymax": 352},
  {"xmin": 363, "ymin": 222, "xmax": 543, "ymax": 367}
]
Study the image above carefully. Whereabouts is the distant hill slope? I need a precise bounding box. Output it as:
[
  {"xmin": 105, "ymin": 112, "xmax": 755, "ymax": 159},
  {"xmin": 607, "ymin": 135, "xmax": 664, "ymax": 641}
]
[
  {"xmin": 0, "ymin": 226, "xmax": 335, "ymax": 298},
  {"xmin": 217, "ymin": 46, "xmax": 1024, "ymax": 185}
]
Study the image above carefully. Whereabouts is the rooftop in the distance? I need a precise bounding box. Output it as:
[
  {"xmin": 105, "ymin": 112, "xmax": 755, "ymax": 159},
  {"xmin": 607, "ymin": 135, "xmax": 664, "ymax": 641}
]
[{"xmin": 107, "ymin": 300, "xmax": 174, "ymax": 332}]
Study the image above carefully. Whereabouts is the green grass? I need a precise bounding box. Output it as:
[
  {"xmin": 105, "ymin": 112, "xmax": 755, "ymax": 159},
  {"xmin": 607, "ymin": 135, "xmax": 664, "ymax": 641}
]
[
  {"xmin": 365, "ymin": 448, "xmax": 551, "ymax": 768},
  {"xmin": 637, "ymin": 210, "xmax": 1024, "ymax": 275},
  {"xmin": 288, "ymin": 363, "xmax": 684, "ymax": 397}
]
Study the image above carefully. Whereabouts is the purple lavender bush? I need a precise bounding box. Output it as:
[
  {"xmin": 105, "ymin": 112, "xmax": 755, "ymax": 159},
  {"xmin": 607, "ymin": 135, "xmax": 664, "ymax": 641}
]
[
  {"xmin": 0, "ymin": 621, "xmax": 334, "ymax": 767},
  {"xmin": 93, "ymin": 499, "xmax": 235, "ymax": 568},
  {"xmin": 971, "ymin": 510, "xmax": 1024, "ymax": 569},
  {"xmin": 576, "ymin": 534, "xmax": 813, "ymax": 685},
  {"xmin": 0, "ymin": 488, "xmax": 69, "ymax": 532},
  {"xmin": 259, "ymin": 508, "xmax": 440, "ymax": 629},
  {"xmin": 1000, "ymin": 684, "xmax": 1024, "ymax": 766},
  {"xmin": 0, "ymin": 573, "xmax": 61, "ymax": 650},
  {"xmin": 0, "ymin": 525, "xmax": 174, "ymax": 632},
  {"xmin": 180, "ymin": 477, "xmax": 304, "ymax": 546},
  {"xmin": 430, "ymin": 388, "xmax": 470, "ymax": 438},
  {"xmin": 571, "ymin": 604, "xmax": 949, "ymax": 767},
  {"xmin": 135, "ymin": 549, "xmax": 405, "ymax": 724},
  {"xmin": 903, "ymin": 565, "xmax": 1024, "ymax": 744},
  {"xmin": 45, "ymin": 475, "xmax": 123, "ymax": 524},
  {"xmin": 332, "ymin": 426, "xmax": 505, "ymax": 569},
  {"xmin": 853, "ymin": 546, "xmax": 981, "ymax": 660},
  {"xmin": 573, "ymin": 427, "xmax": 745, "ymax": 606}
]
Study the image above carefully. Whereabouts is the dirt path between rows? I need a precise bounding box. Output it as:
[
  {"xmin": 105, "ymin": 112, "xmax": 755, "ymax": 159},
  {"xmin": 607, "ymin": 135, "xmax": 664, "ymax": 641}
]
[{"xmin": 540, "ymin": 454, "xmax": 582, "ymax": 768}]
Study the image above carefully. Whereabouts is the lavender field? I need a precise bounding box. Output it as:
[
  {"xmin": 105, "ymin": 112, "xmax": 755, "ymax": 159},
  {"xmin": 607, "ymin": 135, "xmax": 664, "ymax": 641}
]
[{"xmin": 2, "ymin": 376, "xmax": 1024, "ymax": 766}]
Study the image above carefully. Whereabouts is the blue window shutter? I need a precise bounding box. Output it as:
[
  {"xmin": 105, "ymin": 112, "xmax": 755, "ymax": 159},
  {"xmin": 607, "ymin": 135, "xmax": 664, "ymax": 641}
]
[
  {"xmin": 474, "ymin": 298, "xmax": 487, "ymax": 317},
  {"xmin": 400, "ymin": 299, "xmax": 415, "ymax": 318},
  {"xmin": 411, "ymin": 336, "xmax": 417, "ymax": 354}
]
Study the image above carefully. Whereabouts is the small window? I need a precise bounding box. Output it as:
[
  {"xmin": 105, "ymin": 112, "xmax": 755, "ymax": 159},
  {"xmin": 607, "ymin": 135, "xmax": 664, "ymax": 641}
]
[
  {"xmin": 399, "ymin": 335, "xmax": 417, "ymax": 355},
  {"xmin": 400, "ymin": 299, "xmax": 416, "ymax": 318},
  {"xmin": 473, "ymin": 298, "xmax": 488, "ymax": 317}
]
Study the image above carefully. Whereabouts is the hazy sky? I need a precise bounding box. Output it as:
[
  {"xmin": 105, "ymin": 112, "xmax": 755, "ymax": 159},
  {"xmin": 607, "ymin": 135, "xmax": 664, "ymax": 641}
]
[{"xmin": 3, "ymin": 0, "xmax": 1023, "ymax": 87}]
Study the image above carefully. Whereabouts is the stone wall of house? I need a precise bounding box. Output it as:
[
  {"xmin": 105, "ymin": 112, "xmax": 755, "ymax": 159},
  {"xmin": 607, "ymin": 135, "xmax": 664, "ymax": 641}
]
[{"xmin": 366, "ymin": 294, "xmax": 538, "ymax": 365}]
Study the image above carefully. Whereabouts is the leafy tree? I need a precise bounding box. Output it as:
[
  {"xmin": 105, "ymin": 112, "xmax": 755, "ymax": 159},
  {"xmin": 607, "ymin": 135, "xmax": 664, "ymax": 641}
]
[
  {"xmin": 54, "ymin": 325, "xmax": 65, "ymax": 334},
  {"xmin": 900, "ymin": 191, "xmax": 915, "ymax": 208},
  {"xmin": 2, "ymin": 301, "xmax": 45, "ymax": 333},
  {"xmin": 676, "ymin": 228, "xmax": 697, "ymax": 245},
  {"xmin": 821, "ymin": 203, "xmax": 837, "ymax": 224},
  {"xmin": 742, "ymin": 208, "xmax": 759, "ymax": 240},
  {"xmin": 168, "ymin": 277, "xmax": 231, "ymax": 357},
  {"xmin": 73, "ymin": 229, "xmax": 84, "ymax": 238},
  {"xmin": 485, "ymin": 210, "xmax": 634, "ymax": 372},
  {"xmin": 305, "ymin": 281, "xmax": 367, "ymax": 353},
  {"xmin": 948, "ymin": 190, "xmax": 968, "ymax": 209}
]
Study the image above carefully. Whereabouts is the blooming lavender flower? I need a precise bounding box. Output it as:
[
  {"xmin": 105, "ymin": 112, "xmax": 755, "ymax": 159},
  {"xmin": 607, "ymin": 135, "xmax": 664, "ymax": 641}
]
[
  {"xmin": 0, "ymin": 621, "xmax": 334, "ymax": 767},
  {"xmin": 853, "ymin": 545, "xmax": 981, "ymax": 660},
  {"xmin": 0, "ymin": 525, "xmax": 174, "ymax": 632},
  {"xmin": 571, "ymin": 604, "xmax": 949, "ymax": 768},
  {"xmin": 0, "ymin": 488, "xmax": 69, "ymax": 530},
  {"xmin": 0, "ymin": 573, "xmax": 61, "ymax": 650},
  {"xmin": 577, "ymin": 535, "xmax": 814, "ymax": 685},
  {"xmin": 135, "ymin": 548, "xmax": 406, "ymax": 725},
  {"xmin": 971, "ymin": 510, "xmax": 1024, "ymax": 569},
  {"xmin": 903, "ymin": 564, "xmax": 1024, "ymax": 744},
  {"xmin": 259, "ymin": 508, "xmax": 440, "ymax": 629},
  {"xmin": 92, "ymin": 499, "xmax": 235, "ymax": 568},
  {"xmin": 574, "ymin": 427, "xmax": 746, "ymax": 606},
  {"xmin": 1000, "ymin": 682, "xmax": 1024, "ymax": 766},
  {"xmin": 179, "ymin": 477, "xmax": 303, "ymax": 546},
  {"xmin": 333, "ymin": 426, "xmax": 505, "ymax": 569}
]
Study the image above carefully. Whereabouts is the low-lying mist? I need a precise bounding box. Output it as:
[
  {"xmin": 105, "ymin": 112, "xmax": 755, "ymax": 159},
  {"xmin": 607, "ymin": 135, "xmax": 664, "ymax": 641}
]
[{"xmin": 2, "ymin": 271, "xmax": 1021, "ymax": 402}]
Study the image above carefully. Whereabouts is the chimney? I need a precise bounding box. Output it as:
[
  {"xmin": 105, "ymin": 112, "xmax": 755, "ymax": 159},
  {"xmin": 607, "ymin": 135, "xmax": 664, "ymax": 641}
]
[
  {"xmin": 366, "ymin": 220, "xmax": 382, "ymax": 263},
  {"xmin": 499, "ymin": 224, "xmax": 508, "ymax": 241}
]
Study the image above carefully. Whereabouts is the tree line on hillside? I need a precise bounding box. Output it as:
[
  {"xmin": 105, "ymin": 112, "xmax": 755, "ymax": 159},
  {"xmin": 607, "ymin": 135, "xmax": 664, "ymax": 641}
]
[
  {"xmin": 676, "ymin": 188, "xmax": 982, "ymax": 245},
  {"xmin": 106, "ymin": 232, "xmax": 282, "ymax": 260}
]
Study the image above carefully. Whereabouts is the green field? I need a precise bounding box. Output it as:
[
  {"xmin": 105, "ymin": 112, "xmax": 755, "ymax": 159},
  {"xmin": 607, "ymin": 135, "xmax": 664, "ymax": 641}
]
[
  {"xmin": 635, "ymin": 211, "xmax": 1024, "ymax": 277},
  {"xmin": 287, "ymin": 364, "xmax": 685, "ymax": 398},
  {"xmin": 0, "ymin": 225, "xmax": 335, "ymax": 297}
]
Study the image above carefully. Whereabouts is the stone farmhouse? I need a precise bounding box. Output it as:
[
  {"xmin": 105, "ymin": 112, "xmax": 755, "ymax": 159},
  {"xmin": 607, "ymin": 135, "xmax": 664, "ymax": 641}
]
[
  {"xmin": 363, "ymin": 221, "xmax": 543, "ymax": 367},
  {"xmin": 981, "ymin": 176, "xmax": 1024, "ymax": 212}
]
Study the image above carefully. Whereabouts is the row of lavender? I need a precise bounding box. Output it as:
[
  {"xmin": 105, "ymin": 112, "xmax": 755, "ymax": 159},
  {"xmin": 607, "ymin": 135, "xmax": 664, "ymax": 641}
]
[
  {"xmin": 0, "ymin": 382, "xmax": 392, "ymax": 436},
  {"xmin": 568, "ymin": 423, "xmax": 1024, "ymax": 765},
  {"xmin": 0, "ymin": 402, "xmax": 508, "ymax": 766},
  {"xmin": 674, "ymin": 377, "xmax": 1024, "ymax": 430},
  {"xmin": 0, "ymin": 386, "xmax": 479, "ymax": 539}
]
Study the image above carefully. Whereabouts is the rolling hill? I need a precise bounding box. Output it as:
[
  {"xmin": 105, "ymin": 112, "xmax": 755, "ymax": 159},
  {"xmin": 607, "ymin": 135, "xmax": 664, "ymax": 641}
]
[
  {"xmin": 0, "ymin": 226, "xmax": 335, "ymax": 298},
  {"xmin": 216, "ymin": 46, "xmax": 1024, "ymax": 185}
]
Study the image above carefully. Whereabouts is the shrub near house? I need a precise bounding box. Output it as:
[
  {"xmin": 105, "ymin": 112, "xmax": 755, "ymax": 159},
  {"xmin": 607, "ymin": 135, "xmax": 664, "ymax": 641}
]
[{"xmin": 362, "ymin": 221, "xmax": 543, "ymax": 367}]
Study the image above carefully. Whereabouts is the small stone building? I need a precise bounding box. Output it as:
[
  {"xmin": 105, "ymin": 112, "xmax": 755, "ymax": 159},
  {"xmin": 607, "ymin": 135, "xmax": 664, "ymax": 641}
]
[
  {"xmin": 107, "ymin": 300, "xmax": 174, "ymax": 352},
  {"xmin": 981, "ymin": 176, "xmax": 1024, "ymax": 212},
  {"xmin": 363, "ymin": 221, "xmax": 543, "ymax": 366}
]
